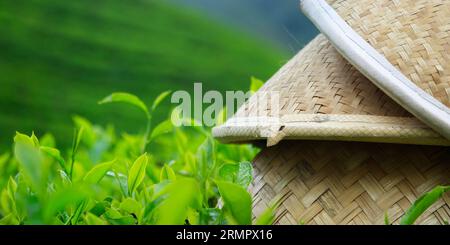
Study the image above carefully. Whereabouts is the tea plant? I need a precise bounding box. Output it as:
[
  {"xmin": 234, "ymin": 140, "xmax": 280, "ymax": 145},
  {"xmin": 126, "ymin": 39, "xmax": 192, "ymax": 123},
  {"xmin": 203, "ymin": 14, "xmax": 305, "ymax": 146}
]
[
  {"xmin": 400, "ymin": 185, "xmax": 450, "ymax": 225},
  {"xmin": 0, "ymin": 90, "xmax": 276, "ymax": 225}
]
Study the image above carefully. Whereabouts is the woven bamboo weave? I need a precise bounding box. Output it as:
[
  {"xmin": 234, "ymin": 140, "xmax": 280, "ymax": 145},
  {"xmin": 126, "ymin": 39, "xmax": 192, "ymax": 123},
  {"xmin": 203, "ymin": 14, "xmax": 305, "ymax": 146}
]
[
  {"xmin": 234, "ymin": 34, "xmax": 410, "ymax": 118},
  {"xmin": 326, "ymin": 0, "xmax": 450, "ymax": 107},
  {"xmin": 251, "ymin": 141, "xmax": 450, "ymax": 225},
  {"xmin": 213, "ymin": 34, "xmax": 449, "ymax": 146}
]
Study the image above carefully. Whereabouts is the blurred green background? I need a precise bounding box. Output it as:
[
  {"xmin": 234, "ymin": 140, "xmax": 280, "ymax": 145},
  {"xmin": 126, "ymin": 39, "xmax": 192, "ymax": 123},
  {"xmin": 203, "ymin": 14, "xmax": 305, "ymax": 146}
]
[{"xmin": 0, "ymin": 0, "xmax": 317, "ymax": 148}]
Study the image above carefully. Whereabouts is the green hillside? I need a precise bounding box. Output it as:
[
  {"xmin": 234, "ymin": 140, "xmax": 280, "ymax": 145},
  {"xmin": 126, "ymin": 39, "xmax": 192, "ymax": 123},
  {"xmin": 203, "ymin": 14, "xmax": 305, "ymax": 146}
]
[{"xmin": 0, "ymin": 0, "xmax": 285, "ymax": 148}]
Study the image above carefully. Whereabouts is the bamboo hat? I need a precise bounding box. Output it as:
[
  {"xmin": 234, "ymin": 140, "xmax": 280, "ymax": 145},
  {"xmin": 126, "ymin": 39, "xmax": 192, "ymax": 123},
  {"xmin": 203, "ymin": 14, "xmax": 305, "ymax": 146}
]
[
  {"xmin": 301, "ymin": 0, "xmax": 450, "ymax": 140},
  {"xmin": 213, "ymin": 0, "xmax": 450, "ymax": 147}
]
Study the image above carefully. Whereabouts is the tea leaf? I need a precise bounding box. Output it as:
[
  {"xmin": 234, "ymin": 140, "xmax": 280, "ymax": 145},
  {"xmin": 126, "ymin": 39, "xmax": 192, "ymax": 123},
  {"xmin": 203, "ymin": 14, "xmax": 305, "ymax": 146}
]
[
  {"xmin": 67, "ymin": 200, "xmax": 87, "ymax": 225},
  {"xmin": 236, "ymin": 162, "xmax": 253, "ymax": 189},
  {"xmin": 0, "ymin": 213, "xmax": 20, "ymax": 225},
  {"xmin": 153, "ymin": 178, "xmax": 201, "ymax": 225},
  {"xmin": 83, "ymin": 160, "xmax": 115, "ymax": 184},
  {"xmin": 250, "ymin": 76, "xmax": 264, "ymax": 93},
  {"xmin": 14, "ymin": 132, "xmax": 45, "ymax": 191},
  {"xmin": 72, "ymin": 127, "xmax": 84, "ymax": 156},
  {"xmin": 400, "ymin": 185, "xmax": 450, "ymax": 225},
  {"xmin": 218, "ymin": 161, "xmax": 253, "ymax": 188},
  {"xmin": 255, "ymin": 197, "xmax": 280, "ymax": 225},
  {"xmin": 99, "ymin": 92, "xmax": 149, "ymax": 116},
  {"xmin": 7, "ymin": 176, "xmax": 17, "ymax": 201},
  {"xmin": 70, "ymin": 127, "xmax": 84, "ymax": 180},
  {"xmin": 149, "ymin": 120, "xmax": 173, "ymax": 142},
  {"xmin": 216, "ymin": 181, "xmax": 251, "ymax": 225},
  {"xmin": 84, "ymin": 212, "xmax": 108, "ymax": 225},
  {"xmin": 128, "ymin": 154, "xmax": 148, "ymax": 196},
  {"xmin": 31, "ymin": 132, "xmax": 40, "ymax": 147},
  {"xmin": 160, "ymin": 164, "xmax": 176, "ymax": 182},
  {"xmin": 384, "ymin": 211, "xmax": 390, "ymax": 225},
  {"xmin": 196, "ymin": 137, "xmax": 216, "ymax": 180},
  {"xmin": 218, "ymin": 164, "xmax": 238, "ymax": 182},
  {"xmin": 103, "ymin": 208, "xmax": 136, "ymax": 225},
  {"xmin": 40, "ymin": 133, "xmax": 56, "ymax": 148},
  {"xmin": 215, "ymin": 107, "xmax": 227, "ymax": 126},
  {"xmin": 41, "ymin": 146, "xmax": 66, "ymax": 173},
  {"xmin": 44, "ymin": 187, "xmax": 90, "ymax": 223},
  {"xmin": 151, "ymin": 90, "xmax": 172, "ymax": 112},
  {"xmin": 119, "ymin": 198, "xmax": 143, "ymax": 222}
]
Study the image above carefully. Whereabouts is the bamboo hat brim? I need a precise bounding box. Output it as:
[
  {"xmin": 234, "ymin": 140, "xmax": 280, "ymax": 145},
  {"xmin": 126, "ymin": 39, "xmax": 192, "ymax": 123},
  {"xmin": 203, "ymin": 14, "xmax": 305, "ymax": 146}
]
[
  {"xmin": 301, "ymin": 0, "xmax": 450, "ymax": 141},
  {"xmin": 213, "ymin": 35, "xmax": 450, "ymax": 146}
]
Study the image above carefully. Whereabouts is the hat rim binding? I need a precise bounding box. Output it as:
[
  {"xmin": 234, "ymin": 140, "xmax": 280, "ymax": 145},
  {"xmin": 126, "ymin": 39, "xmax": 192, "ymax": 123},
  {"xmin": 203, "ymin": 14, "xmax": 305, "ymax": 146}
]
[
  {"xmin": 212, "ymin": 114, "xmax": 449, "ymax": 147},
  {"xmin": 300, "ymin": 0, "xmax": 450, "ymax": 141},
  {"xmin": 212, "ymin": 0, "xmax": 450, "ymax": 147}
]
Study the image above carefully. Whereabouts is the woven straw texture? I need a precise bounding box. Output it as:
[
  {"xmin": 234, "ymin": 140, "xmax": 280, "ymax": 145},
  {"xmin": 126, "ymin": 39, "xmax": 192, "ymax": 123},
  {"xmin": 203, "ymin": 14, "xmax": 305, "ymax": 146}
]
[
  {"xmin": 234, "ymin": 34, "xmax": 409, "ymax": 118},
  {"xmin": 213, "ymin": 34, "xmax": 449, "ymax": 146},
  {"xmin": 326, "ymin": 0, "xmax": 450, "ymax": 107},
  {"xmin": 251, "ymin": 141, "xmax": 450, "ymax": 225}
]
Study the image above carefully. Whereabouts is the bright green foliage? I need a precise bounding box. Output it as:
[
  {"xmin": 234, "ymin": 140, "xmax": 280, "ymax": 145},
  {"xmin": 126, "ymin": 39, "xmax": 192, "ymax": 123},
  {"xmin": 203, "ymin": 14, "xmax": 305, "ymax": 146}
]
[
  {"xmin": 254, "ymin": 197, "xmax": 281, "ymax": 225},
  {"xmin": 83, "ymin": 160, "xmax": 115, "ymax": 185},
  {"xmin": 218, "ymin": 162, "xmax": 253, "ymax": 188},
  {"xmin": 250, "ymin": 77, "xmax": 265, "ymax": 94},
  {"xmin": 384, "ymin": 211, "xmax": 390, "ymax": 225},
  {"xmin": 160, "ymin": 165, "xmax": 177, "ymax": 182},
  {"xmin": 99, "ymin": 93, "xmax": 150, "ymax": 118},
  {"xmin": 216, "ymin": 181, "xmax": 252, "ymax": 225},
  {"xmin": 0, "ymin": 0, "xmax": 284, "ymax": 148},
  {"xmin": 127, "ymin": 154, "xmax": 148, "ymax": 196},
  {"xmin": 400, "ymin": 186, "xmax": 450, "ymax": 225},
  {"xmin": 0, "ymin": 91, "xmax": 277, "ymax": 225}
]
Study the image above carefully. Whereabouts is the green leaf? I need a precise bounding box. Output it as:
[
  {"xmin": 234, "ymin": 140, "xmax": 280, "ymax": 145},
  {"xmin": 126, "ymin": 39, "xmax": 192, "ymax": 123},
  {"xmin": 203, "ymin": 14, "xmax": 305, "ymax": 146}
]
[
  {"xmin": 72, "ymin": 116, "xmax": 96, "ymax": 146},
  {"xmin": 44, "ymin": 187, "xmax": 91, "ymax": 223},
  {"xmin": 218, "ymin": 164, "xmax": 238, "ymax": 182},
  {"xmin": 218, "ymin": 162, "xmax": 253, "ymax": 188},
  {"xmin": 31, "ymin": 132, "xmax": 40, "ymax": 147},
  {"xmin": 70, "ymin": 127, "xmax": 84, "ymax": 180},
  {"xmin": 40, "ymin": 146, "xmax": 66, "ymax": 173},
  {"xmin": 0, "ymin": 213, "xmax": 19, "ymax": 225},
  {"xmin": 384, "ymin": 211, "xmax": 390, "ymax": 225},
  {"xmin": 39, "ymin": 133, "xmax": 56, "ymax": 148},
  {"xmin": 149, "ymin": 120, "xmax": 173, "ymax": 142},
  {"xmin": 151, "ymin": 90, "xmax": 172, "ymax": 112},
  {"xmin": 160, "ymin": 164, "xmax": 177, "ymax": 182},
  {"xmin": 90, "ymin": 199, "xmax": 111, "ymax": 217},
  {"xmin": 400, "ymin": 185, "xmax": 450, "ymax": 225},
  {"xmin": 7, "ymin": 176, "xmax": 17, "ymax": 201},
  {"xmin": 119, "ymin": 198, "xmax": 143, "ymax": 220},
  {"xmin": 67, "ymin": 201, "xmax": 87, "ymax": 225},
  {"xmin": 14, "ymin": 132, "xmax": 45, "ymax": 191},
  {"xmin": 216, "ymin": 181, "xmax": 252, "ymax": 225},
  {"xmin": 153, "ymin": 178, "xmax": 202, "ymax": 225},
  {"xmin": 72, "ymin": 127, "xmax": 84, "ymax": 156},
  {"xmin": 236, "ymin": 162, "xmax": 253, "ymax": 188},
  {"xmin": 0, "ymin": 153, "xmax": 10, "ymax": 170},
  {"xmin": 84, "ymin": 212, "xmax": 108, "ymax": 225},
  {"xmin": 128, "ymin": 154, "xmax": 148, "ymax": 195},
  {"xmin": 14, "ymin": 132, "xmax": 36, "ymax": 147},
  {"xmin": 215, "ymin": 107, "xmax": 228, "ymax": 126},
  {"xmin": 196, "ymin": 137, "xmax": 216, "ymax": 180},
  {"xmin": 255, "ymin": 197, "xmax": 280, "ymax": 225},
  {"xmin": 103, "ymin": 209, "xmax": 136, "ymax": 225},
  {"xmin": 99, "ymin": 92, "xmax": 149, "ymax": 116},
  {"xmin": 83, "ymin": 160, "xmax": 115, "ymax": 184},
  {"xmin": 250, "ymin": 76, "xmax": 264, "ymax": 93}
]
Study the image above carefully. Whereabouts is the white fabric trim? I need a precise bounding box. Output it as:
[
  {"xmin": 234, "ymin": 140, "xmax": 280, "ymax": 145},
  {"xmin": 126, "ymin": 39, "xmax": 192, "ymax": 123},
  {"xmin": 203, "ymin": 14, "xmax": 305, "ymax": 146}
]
[{"xmin": 300, "ymin": 0, "xmax": 450, "ymax": 140}]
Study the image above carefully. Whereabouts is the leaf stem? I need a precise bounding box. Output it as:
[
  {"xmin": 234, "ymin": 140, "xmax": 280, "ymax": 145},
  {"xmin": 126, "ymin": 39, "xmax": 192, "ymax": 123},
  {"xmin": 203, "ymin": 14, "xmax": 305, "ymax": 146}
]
[{"xmin": 141, "ymin": 114, "xmax": 152, "ymax": 154}]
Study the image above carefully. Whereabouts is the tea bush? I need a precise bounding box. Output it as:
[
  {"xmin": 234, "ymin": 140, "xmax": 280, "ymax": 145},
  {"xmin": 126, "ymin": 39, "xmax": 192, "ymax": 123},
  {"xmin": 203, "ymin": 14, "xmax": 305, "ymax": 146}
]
[
  {"xmin": 0, "ymin": 88, "xmax": 279, "ymax": 225},
  {"xmin": 0, "ymin": 84, "xmax": 446, "ymax": 225}
]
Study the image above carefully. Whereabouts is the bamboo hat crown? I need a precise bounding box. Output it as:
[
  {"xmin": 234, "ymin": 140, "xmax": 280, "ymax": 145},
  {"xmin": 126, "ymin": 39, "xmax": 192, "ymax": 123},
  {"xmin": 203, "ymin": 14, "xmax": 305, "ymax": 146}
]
[{"xmin": 213, "ymin": 0, "xmax": 450, "ymax": 146}]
